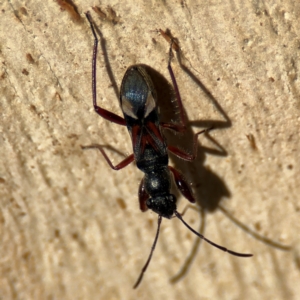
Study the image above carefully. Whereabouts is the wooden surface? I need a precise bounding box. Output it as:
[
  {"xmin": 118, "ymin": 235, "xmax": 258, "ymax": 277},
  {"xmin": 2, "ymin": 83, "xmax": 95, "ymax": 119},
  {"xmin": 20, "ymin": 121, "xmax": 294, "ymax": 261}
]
[{"xmin": 1, "ymin": 1, "xmax": 299, "ymax": 299}]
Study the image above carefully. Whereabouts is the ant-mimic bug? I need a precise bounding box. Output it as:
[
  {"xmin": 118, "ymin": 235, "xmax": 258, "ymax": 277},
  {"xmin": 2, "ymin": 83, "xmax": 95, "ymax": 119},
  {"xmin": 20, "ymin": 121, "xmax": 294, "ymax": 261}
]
[{"xmin": 84, "ymin": 11, "xmax": 253, "ymax": 289}]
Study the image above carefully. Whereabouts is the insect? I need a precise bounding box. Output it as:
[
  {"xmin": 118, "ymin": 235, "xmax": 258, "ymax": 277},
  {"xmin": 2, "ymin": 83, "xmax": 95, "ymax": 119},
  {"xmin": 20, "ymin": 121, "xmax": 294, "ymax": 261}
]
[{"xmin": 84, "ymin": 12, "xmax": 253, "ymax": 289}]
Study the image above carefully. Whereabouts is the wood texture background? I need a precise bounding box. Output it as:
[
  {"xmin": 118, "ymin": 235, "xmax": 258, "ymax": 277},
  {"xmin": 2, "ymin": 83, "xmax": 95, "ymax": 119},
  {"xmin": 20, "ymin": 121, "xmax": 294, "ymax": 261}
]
[{"xmin": 1, "ymin": 0, "xmax": 299, "ymax": 299}]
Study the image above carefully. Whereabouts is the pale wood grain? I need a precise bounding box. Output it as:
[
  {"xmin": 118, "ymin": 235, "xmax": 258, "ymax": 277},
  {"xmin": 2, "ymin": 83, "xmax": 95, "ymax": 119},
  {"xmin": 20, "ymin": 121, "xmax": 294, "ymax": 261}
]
[{"xmin": 1, "ymin": 1, "xmax": 299, "ymax": 299}]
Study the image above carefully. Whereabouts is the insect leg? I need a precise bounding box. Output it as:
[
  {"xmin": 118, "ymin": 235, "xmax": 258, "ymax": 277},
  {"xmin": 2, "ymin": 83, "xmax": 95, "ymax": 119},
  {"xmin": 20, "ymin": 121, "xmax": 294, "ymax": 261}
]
[
  {"xmin": 81, "ymin": 144, "xmax": 134, "ymax": 170},
  {"xmin": 169, "ymin": 166, "xmax": 195, "ymax": 203},
  {"xmin": 160, "ymin": 39, "xmax": 187, "ymax": 132},
  {"xmin": 138, "ymin": 178, "xmax": 149, "ymax": 212},
  {"xmin": 85, "ymin": 12, "xmax": 126, "ymax": 126},
  {"xmin": 167, "ymin": 128, "xmax": 212, "ymax": 161}
]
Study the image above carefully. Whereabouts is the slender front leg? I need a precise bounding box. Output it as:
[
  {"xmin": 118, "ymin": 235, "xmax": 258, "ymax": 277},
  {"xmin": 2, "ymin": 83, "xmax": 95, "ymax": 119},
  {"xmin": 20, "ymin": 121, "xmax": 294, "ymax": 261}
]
[
  {"xmin": 85, "ymin": 12, "xmax": 126, "ymax": 126},
  {"xmin": 81, "ymin": 144, "xmax": 134, "ymax": 170}
]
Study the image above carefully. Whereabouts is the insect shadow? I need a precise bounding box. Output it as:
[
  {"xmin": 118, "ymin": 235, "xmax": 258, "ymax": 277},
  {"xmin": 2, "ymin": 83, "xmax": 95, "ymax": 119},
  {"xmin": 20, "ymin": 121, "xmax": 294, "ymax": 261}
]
[
  {"xmin": 160, "ymin": 35, "xmax": 292, "ymax": 283},
  {"xmin": 151, "ymin": 47, "xmax": 232, "ymax": 283}
]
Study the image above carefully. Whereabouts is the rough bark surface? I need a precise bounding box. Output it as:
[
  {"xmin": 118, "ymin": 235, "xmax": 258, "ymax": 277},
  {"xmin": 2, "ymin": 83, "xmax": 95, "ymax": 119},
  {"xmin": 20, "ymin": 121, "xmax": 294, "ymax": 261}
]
[{"xmin": 1, "ymin": 1, "xmax": 299, "ymax": 299}]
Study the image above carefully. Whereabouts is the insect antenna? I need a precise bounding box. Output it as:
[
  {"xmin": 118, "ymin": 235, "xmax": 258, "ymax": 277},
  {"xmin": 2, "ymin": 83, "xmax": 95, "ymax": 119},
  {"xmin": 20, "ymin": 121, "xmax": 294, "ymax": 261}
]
[
  {"xmin": 133, "ymin": 215, "xmax": 163, "ymax": 289},
  {"xmin": 174, "ymin": 211, "xmax": 253, "ymax": 257}
]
